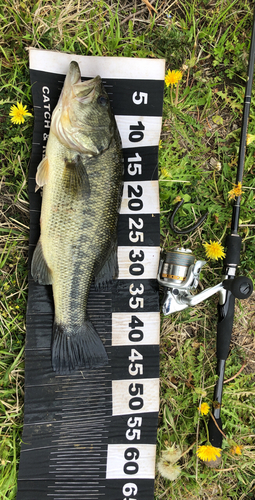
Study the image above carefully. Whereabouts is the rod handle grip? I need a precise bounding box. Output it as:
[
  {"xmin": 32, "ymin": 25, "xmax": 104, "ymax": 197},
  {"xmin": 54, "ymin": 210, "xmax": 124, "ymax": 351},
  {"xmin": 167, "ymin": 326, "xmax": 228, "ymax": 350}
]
[
  {"xmin": 224, "ymin": 235, "xmax": 241, "ymax": 266},
  {"xmin": 217, "ymin": 292, "xmax": 235, "ymax": 360},
  {"xmin": 208, "ymin": 415, "xmax": 223, "ymax": 449}
]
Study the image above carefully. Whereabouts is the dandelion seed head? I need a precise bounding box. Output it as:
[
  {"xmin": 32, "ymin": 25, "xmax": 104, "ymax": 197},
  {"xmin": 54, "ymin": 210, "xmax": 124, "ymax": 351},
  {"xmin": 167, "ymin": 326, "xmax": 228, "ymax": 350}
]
[
  {"xmin": 157, "ymin": 459, "xmax": 181, "ymax": 481},
  {"xmin": 182, "ymin": 64, "xmax": 188, "ymax": 71},
  {"xmin": 161, "ymin": 444, "xmax": 182, "ymax": 463}
]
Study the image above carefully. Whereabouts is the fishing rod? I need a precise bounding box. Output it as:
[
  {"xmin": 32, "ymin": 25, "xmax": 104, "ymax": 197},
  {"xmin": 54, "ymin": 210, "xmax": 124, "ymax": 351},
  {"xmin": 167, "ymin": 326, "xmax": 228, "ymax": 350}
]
[
  {"xmin": 208, "ymin": 5, "xmax": 255, "ymax": 451},
  {"xmin": 158, "ymin": 5, "xmax": 255, "ymax": 455}
]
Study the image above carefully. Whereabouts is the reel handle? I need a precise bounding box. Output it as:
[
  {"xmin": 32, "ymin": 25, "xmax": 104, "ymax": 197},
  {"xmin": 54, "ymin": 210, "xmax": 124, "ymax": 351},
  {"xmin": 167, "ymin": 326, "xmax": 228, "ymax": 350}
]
[{"xmin": 222, "ymin": 276, "xmax": 253, "ymax": 299}]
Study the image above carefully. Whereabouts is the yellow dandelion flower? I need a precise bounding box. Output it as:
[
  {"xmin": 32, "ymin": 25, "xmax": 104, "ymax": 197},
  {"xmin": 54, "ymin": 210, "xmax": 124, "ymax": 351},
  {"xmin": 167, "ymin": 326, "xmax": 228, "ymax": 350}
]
[
  {"xmin": 160, "ymin": 167, "xmax": 169, "ymax": 177},
  {"xmin": 198, "ymin": 402, "xmax": 210, "ymax": 416},
  {"xmin": 230, "ymin": 445, "xmax": 242, "ymax": 456},
  {"xmin": 165, "ymin": 70, "xmax": 182, "ymax": 87},
  {"xmin": 173, "ymin": 195, "xmax": 182, "ymax": 204},
  {"xmin": 157, "ymin": 459, "xmax": 181, "ymax": 481},
  {"xmin": 246, "ymin": 133, "xmax": 255, "ymax": 145},
  {"xmin": 159, "ymin": 139, "xmax": 163, "ymax": 149},
  {"xmin": 9, "ymin": 101, "xmax": 32, "ymax": 125},
  {"xmin": 196, "ymin": 444, "xmax": 221, "ymax": 462},
  {"xmin": 228, "ymin": 182, "xmax": 243, "ymax": 200},
  {"xmin": 203, "ymin": 240, "xmax": 226, "ymax": 260}
]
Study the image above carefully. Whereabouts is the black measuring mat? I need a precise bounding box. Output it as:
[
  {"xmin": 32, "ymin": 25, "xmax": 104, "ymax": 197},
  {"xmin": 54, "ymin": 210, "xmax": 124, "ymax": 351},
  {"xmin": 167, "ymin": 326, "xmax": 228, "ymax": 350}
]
[{"xmin": 16, "ymin": 50, "xmax": 165, "ymax": 500}]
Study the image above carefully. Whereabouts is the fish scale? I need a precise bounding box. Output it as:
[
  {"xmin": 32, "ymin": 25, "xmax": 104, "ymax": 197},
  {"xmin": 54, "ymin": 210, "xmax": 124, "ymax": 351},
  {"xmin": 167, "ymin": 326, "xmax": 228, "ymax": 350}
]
[{"xmin": 31, "ymin": 61, "xmax": 123, "ymax": 373}]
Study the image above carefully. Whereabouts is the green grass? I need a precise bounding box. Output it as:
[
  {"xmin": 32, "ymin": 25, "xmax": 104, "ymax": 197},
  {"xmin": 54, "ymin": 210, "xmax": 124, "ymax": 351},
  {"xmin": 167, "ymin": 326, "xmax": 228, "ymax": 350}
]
[{"xmin": 0, "ymin": 0, "xmax": 255, "ymax": 498}]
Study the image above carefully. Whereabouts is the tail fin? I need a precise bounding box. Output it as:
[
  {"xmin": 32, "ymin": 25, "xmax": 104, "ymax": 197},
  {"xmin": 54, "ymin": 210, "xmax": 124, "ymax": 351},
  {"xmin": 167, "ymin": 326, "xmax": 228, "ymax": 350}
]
[{"xmin": 52, "ymin": 321, "xmax": 108, "ymax": 374}]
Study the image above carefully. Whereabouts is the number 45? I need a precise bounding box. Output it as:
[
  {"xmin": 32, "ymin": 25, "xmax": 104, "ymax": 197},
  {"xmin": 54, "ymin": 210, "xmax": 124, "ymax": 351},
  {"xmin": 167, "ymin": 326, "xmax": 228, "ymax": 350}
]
[{"xmin": 128, "ymin": 348, "xmax": 143, "ymax": 376}]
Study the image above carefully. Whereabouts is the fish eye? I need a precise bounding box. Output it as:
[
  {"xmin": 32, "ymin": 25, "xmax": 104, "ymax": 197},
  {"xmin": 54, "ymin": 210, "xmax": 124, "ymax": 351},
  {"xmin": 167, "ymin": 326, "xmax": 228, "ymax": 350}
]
[{"xmin": 97, "ymin": 95, "xmax": 108, "ymax": 106}]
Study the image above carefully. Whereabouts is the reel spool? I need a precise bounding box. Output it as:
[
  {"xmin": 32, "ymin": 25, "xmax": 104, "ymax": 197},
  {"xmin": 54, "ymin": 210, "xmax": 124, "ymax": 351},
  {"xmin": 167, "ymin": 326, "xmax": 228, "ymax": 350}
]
[{"xmin": 160, "ymin": 248, "xmax": 195, "ymax": 285}]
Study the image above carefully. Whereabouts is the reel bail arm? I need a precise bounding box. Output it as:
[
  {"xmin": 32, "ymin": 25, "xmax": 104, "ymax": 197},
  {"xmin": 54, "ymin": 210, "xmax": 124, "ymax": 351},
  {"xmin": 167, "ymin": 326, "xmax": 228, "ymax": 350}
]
[{"xmin": 169, "ymin": 198, "xmax": 208, "ymax": 234}]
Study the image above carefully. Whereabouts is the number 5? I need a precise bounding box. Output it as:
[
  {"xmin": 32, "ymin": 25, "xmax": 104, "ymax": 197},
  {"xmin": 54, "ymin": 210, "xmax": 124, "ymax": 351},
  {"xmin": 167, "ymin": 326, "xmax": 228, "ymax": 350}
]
[{"xmin": 132, "ymin": 91, "xmax": 148, "ymax": 105}]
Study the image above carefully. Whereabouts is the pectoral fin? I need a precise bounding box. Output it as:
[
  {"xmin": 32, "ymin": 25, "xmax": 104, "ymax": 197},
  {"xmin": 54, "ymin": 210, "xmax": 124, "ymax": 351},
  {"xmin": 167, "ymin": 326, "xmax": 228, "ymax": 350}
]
[
  {"xmin": 63, "ymin": 155, "xmax": 90, "ymax": 197},
  {"xmin": 35, "ymin": 156, "xmax": 49, "ymax": 192},
  {"xmin": 31, "ymin": 238, "xmax": 52, "ymax": 285}
]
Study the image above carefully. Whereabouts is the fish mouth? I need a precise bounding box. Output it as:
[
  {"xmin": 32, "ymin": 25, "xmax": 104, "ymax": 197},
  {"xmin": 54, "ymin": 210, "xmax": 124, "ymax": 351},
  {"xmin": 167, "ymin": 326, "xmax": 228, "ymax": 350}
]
[
  {"xmin": 67, "ymin": 61, "xmax": 82, "ymax": 86},
  {"xmin": 63, "ymin": 61, "xmax": 101, "ymax": 103}
]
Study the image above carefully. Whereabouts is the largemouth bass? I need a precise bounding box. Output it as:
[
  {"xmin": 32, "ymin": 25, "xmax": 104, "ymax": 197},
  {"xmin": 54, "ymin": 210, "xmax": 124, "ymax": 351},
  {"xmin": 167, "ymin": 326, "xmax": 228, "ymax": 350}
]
[{"xmin": 31, "ymin": 61, "xmax": 122, "ymax": 374}]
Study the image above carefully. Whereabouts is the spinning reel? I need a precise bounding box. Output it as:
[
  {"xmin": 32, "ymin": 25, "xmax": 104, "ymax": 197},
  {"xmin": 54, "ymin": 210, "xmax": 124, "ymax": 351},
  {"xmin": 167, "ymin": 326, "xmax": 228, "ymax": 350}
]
[{"xmin": 158, "ymin": 200, "xmax": 253, "ymax": 315}]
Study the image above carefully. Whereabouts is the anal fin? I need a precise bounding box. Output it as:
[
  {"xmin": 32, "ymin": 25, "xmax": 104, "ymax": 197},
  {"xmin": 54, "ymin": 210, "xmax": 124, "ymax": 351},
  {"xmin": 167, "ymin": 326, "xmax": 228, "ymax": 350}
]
[
  {"xmin": 94, "ymin": 236, "xmax": 118, "ymax": 290},
  {"xmin": 31, "ymin": 237, "xmax": 52, "ymax": 285}
]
